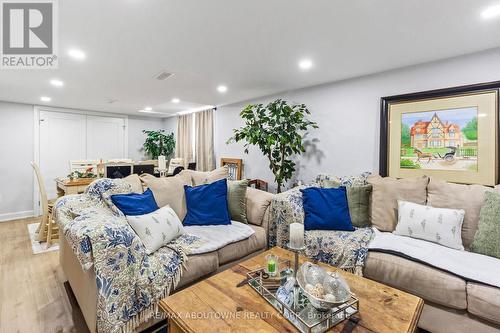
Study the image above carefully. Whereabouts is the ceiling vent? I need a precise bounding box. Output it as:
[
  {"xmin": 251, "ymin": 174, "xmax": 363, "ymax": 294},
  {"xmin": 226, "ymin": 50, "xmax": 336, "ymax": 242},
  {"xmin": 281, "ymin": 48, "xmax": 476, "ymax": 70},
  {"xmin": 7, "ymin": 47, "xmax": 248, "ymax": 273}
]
[{"xmin": 154, "ymin": 70, "xmax": 174, "ymax": 81}]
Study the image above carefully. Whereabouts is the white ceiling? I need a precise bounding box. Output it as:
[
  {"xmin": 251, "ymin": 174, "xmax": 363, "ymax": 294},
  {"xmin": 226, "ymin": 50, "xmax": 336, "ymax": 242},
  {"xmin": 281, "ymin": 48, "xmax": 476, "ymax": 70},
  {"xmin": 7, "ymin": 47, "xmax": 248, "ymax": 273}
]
[{"xmin": 1, "ymin": 0, "xmax": 500, "ymax": 117}]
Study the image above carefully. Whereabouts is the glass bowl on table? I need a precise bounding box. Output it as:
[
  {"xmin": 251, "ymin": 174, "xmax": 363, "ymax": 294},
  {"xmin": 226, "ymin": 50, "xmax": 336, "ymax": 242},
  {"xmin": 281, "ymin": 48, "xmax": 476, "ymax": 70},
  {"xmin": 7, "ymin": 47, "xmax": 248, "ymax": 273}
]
[{"xmin": 297, "ymin": 261, "xmax": 352, "ymax": 311}]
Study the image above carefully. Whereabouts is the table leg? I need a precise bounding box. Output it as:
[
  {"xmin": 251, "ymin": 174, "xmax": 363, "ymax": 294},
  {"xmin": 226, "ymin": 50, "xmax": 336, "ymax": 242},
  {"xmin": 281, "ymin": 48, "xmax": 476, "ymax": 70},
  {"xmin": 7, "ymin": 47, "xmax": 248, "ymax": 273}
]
[{"xmin": 56, "ymin": 185, "xmax": 65, "ymax": 197}]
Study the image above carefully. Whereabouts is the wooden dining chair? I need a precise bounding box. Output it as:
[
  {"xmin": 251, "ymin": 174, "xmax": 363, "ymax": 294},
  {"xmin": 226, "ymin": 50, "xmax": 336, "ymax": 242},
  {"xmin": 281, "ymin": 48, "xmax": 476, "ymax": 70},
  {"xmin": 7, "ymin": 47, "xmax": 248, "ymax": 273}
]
[
  {"xmin": 168, "ymin": 158, "xmax": 185, "ymax": 174},
  {"xmin": 31, "ymin": 162, "xmax": 59, "ymax": 247}
]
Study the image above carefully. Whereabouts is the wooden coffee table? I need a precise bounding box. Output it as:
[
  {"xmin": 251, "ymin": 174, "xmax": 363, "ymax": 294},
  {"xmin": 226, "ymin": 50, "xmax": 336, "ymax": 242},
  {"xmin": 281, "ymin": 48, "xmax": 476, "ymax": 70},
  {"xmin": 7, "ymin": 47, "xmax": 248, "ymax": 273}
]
[{"xmin": 159, "ymin": 247, "xmax": 423, "ymax": 333}]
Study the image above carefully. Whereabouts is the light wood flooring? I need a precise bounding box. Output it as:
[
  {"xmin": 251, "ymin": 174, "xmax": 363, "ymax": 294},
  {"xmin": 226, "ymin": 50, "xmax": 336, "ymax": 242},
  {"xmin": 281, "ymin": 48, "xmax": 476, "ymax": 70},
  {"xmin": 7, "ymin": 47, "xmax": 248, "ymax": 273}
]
[{"xmin": 0, "ymin": 217, "xmax": 89, "ymax": 333}]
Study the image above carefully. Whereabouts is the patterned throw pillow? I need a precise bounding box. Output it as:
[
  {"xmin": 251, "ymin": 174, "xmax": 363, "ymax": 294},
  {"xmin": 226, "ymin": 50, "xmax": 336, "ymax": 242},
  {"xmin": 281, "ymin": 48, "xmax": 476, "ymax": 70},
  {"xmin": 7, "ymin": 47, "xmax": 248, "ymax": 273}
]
[
  {"xmin": 471, "ymin": 191, "xmax": 500, "ymax": 259},
  {"xmin": 394, "ymin": 200, "xmax": 465, "ymax": 250},
  {"xmin": 126, "ymin": 205, "xmax": 185, "ymax": 254}
]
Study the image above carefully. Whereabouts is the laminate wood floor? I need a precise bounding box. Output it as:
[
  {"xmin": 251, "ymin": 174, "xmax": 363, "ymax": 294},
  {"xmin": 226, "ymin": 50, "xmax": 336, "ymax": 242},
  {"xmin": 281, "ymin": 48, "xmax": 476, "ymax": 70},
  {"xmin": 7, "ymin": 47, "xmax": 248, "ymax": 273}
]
[{"xmin": 0, "ymin": 217, "xmax": 89, "ymax": 333}]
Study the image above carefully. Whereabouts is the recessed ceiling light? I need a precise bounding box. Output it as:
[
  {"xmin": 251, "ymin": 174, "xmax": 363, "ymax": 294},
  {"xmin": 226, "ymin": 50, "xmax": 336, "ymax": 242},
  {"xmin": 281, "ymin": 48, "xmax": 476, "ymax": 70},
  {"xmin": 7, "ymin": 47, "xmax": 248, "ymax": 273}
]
[
  {"xmin": 299, "ymin": 59, "xmax": 313, "ymax": 70},
  {"xmin": 481, "ymin": 5, "xmax": 500, "ymax": 19},
  {"xmin": 139, "ymin": 109, "xmax": 160, "ymax": 114},
  {"xmin": 144, "ymin": 106, "xmax": 153, "ymax": 111},
  {"xmin": 171, "ymin": 98, "xmax": 180, "ymax": 103},
  {"xmin": 68, "ymin": 49, "xmax": 86, "ymax": 60},
  {"xmin": 50, "ymin": 79, "xmax": 64, "ymax": 87},
  {"xmin": 217, "ymin": 85, "xmax": 228, "ymax": 93},
  {"xmin": 40, "ymin": 96, "xmax": 51, "ymax": 102}
]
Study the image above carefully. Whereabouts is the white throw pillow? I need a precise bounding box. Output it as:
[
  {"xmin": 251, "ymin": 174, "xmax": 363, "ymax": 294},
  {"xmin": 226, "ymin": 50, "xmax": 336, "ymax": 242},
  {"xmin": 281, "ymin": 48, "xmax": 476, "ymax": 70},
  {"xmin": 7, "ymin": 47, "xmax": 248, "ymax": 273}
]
[
  {"xmin": 394, "ymin": 200, "xmax": 465, "ymax": 250},
  {"xmin": 126, "ymin": 205, "xmax": 184, "ymax": 254}
]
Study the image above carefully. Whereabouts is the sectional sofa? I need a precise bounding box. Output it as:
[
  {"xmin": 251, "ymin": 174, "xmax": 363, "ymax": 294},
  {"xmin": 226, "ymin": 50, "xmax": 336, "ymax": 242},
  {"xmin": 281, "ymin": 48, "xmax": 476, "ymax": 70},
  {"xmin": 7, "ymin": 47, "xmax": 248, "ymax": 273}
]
[
  {"xmin": 364, "ymin": 175, "xmax": 500, "ymax": 333},
  {"xmin": 271, "ymin": 173, "xmax": 500, "ymax": 333},
  {"xmin": 57, "ymin": 172, "xmax": 274, "ymax": 333}
]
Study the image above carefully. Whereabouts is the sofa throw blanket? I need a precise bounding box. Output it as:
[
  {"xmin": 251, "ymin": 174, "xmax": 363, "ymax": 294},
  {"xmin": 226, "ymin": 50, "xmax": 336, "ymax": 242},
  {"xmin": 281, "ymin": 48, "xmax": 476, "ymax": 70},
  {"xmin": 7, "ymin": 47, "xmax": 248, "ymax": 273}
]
[
  {"xmin": 306, "ymin": 228, "xmax": 374, "ymax": 275},
  {"xmin": 269, "ymin": 186, "xmax": 308, "ymax": 248},
  {"xmin": 54, "ymin": 179, "xmax": 202, "ymax": 333},
  {"xmin": 369, "ymin": 229, "xmax": 500, "ymax": 288},
  {"xmin": 269, "ymin": 185, "xmax": 374, "ymax": 275},
  {"xmin": 184, "ymin": 221, "xmax": 255, "ymax": 254}
]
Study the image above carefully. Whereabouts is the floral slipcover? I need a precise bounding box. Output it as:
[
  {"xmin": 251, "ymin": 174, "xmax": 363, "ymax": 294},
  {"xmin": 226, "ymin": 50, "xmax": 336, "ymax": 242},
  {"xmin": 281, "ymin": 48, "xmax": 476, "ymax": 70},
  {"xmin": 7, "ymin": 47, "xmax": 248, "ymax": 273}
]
[
  {"xmin": 315, "ymin": 172, "xmax": 372, "ymax": 188},
  {"xmin": 54, "ymin": 178, "xmax": 201, "ymax": 333},
  {"xmin": 269, "ymin": 173, "xmax": 373, "ymax": 275}
]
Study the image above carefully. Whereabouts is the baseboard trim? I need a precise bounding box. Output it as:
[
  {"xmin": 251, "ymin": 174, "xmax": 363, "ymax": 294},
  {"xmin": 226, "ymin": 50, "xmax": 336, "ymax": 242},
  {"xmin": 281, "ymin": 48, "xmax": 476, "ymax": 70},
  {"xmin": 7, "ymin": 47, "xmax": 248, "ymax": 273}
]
[{"xmin": 0, "ymin": 210, "xmax": 35, "ymax": 222}]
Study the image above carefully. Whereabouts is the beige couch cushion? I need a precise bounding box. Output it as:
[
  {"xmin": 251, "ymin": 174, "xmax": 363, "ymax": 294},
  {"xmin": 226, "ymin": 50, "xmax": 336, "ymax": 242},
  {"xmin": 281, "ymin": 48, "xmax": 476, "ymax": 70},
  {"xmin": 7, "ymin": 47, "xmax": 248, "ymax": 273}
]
[
  {"xmin": 419, "ymin": 302, "xmax": 500, "ymax": 333},
  {"xmin": 246, "ymin": 187, "xmax": 274, "ymax": 226},
  {"xmin": 179, "ymin": 166, "xmax": 229, "ymax": 186},
  {"xmin": 217, "ymin": 225, "xmax": 267, "ymax": 265},
  {"xmin": 467, "ymin": 282, "xmax": 500, "ymax": 325},
  {"xmin": 367, "ymin": 175, "xmax": 429, "ymax": 231},
  {"xmin": 176, "ymin": 252, "xmax": 219, "ymax": 289},
  {"xmin": 123, "ymin": 174, "xmax": 143, "ymax": 193},
  {"xmin": 364, "ymin": 251, "xmax": 467, "ymax": 309},
  {"xmin": 427, "ymin": 177, "xmax": 498, "ymax": 249},
  {"xmin": 139, "ymin": 174, "xmax": 190, "ymax": 220}
]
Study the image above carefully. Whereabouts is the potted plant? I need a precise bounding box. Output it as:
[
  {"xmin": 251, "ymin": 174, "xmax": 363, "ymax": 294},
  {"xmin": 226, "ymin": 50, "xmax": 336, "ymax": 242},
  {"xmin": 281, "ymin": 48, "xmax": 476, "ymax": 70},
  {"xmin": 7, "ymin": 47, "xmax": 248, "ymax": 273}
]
[
  {"xmin": 142, "ymin": 130, "xmax": 175, "ymax": 159},
  {"xmin": 228, "ymin": 99, "xmax": 318, "ymax": 193}
]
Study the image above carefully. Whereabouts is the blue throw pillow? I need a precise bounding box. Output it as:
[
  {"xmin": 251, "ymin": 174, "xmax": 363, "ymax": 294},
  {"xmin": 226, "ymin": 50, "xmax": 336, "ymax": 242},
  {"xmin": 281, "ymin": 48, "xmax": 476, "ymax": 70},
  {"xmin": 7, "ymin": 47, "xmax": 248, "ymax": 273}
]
[
  {"xmin": 183, "ymin": 178, "xmax": 231, "ymax": 226},
  {"xmin": 110, "ymin": 188, "xmax": 159, "ymax": 216},
  {"xmin": 300, "ymin": 187, "xmax": 354, "ymax": 231}
]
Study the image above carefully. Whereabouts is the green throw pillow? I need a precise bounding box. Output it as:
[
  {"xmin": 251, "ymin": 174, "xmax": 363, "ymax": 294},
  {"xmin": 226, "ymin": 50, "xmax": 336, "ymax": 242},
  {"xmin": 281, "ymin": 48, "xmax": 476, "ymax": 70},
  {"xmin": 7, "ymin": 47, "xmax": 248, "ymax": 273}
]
[
  {"xmin": 227, "ymin": 179, "xmax": 248, "ymax": 223},
  {"xmin": 323, "ymin": 180, "xmax": 372, "ymax": 228},
  {"xmin": 471, "ymin": 191, "xmax": 500, "ymax": 259}
]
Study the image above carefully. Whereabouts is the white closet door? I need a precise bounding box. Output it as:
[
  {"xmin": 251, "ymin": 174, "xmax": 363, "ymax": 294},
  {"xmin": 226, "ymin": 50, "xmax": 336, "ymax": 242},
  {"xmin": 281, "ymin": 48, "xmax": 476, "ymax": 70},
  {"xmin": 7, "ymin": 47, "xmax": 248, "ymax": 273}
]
[
  {"xmin": 86, "ymin": 116, "xmax": 126, "ymax": 160},
  {"xmin": 39, "ymin": 111, "xmax": 86, "ymax": 199}
]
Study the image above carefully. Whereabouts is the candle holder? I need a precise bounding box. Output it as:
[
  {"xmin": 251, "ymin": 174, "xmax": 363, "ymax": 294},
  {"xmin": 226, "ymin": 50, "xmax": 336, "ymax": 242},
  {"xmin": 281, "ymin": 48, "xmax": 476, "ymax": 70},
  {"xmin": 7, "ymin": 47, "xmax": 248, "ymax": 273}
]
[
  {"xmin": 158, "ymin": 169, "xmax": 168, "ymax": 178},
  {"xmin": 287, "ymin": 243, "xmax": 305, "ymax": 311}
]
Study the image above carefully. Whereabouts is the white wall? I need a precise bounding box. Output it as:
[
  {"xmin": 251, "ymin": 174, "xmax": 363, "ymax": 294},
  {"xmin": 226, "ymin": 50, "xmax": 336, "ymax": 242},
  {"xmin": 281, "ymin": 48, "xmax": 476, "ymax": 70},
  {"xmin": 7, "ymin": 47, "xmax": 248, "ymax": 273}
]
[
  {"xmin": 216, "ymin": 47, "xmax": 500, "ymax": 192},
  {"xmin": 0, "ymin": 102, "xmax": 35, "ymax": 220},
  {"xmin": 0, "ymin": 107, "xmax": 166, "ymax": 221}
]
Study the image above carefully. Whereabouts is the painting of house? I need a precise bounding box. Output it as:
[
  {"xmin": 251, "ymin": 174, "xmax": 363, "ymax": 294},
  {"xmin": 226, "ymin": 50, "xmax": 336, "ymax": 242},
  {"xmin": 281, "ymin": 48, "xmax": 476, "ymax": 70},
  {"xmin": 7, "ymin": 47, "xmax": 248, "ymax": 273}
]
[
  {"xmin": 410, "ymin": 113, "xmax": 463, "ymax": 149},
  {"xmin": 400, "ymin": 107, "xmax": 478, "ymax": 171}
]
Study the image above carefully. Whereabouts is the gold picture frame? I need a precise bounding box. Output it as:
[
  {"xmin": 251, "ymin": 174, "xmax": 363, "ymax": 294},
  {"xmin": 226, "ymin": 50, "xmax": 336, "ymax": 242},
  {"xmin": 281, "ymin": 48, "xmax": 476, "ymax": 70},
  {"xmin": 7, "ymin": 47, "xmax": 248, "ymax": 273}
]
[
  {"xmin": 220, "ymin": 158, "xmax": 243, "ymax": 180},
  {"xmin": 380, "ymin": 83, "xmax": 499, "ymax": 186}
]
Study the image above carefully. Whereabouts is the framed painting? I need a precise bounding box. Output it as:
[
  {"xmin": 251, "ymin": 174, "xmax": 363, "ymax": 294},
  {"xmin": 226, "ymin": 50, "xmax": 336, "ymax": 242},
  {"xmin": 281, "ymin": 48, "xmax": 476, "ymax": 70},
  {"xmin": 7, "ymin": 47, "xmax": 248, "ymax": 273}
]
[
  {"xmin": 220, "ymin": 158, "xmax": 243, "ymax": 180},
  {"xmin": 380, "ymin": 81, "xmax": 500, "ymax": 186}
]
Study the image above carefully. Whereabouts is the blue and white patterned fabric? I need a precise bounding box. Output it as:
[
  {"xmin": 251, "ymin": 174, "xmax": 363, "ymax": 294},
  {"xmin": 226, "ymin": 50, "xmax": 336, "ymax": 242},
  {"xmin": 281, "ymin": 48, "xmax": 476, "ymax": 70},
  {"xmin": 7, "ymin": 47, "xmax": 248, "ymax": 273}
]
[
  {"xmin": 86, "ymin": 178, "xmax": 133, "ymax": 217},
  {"xmin": 315, "ymin": 172, "xmax": 371, "ymax": 188},
  {"xmin": 305, "ymin": 228, "xmax": 373, "ymax": 275},
  {"xmin": 269, "ymin": 173, "xmax": 373, "ymax": 275},
  {"xmin": 54, "ymin": 178, "xmax": 203, "ymax": 333}
]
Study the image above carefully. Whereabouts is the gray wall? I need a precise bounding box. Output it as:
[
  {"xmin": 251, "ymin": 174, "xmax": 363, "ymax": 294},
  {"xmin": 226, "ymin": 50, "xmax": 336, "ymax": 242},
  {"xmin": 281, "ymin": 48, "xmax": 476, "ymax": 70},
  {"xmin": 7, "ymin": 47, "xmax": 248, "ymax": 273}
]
[{"xmin": 216, "ymin": 47, "xmax": 500, "ymax": 192}]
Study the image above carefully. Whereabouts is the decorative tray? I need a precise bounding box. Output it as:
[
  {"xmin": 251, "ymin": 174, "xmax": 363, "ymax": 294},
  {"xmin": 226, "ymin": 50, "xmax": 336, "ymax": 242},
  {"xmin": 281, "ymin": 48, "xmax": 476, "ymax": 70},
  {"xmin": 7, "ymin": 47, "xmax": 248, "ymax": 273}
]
[{"xmin": 246, "ymin": 260, "xmax": 359, "ymax": 333}]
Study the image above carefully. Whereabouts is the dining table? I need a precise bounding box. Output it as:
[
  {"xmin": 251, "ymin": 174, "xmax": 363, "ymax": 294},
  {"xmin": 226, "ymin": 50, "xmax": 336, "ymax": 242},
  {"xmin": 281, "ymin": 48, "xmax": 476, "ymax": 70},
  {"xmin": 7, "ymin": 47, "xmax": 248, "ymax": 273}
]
[{"xmin": 55, "ymin": 178, "xmax": 95, "ymax": 197}]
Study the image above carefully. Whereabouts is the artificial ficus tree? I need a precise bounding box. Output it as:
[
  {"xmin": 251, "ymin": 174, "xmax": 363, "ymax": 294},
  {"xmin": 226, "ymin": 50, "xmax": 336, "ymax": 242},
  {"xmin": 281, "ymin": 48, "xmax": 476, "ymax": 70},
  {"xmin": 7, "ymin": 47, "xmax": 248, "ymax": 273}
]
[
  {"xmin": 142, "ymin": 130, "xmax": 175, "ymax": 159},
  {"xmin": 228, "ymin": 99, "xmax": 318, "ymax": 193}
]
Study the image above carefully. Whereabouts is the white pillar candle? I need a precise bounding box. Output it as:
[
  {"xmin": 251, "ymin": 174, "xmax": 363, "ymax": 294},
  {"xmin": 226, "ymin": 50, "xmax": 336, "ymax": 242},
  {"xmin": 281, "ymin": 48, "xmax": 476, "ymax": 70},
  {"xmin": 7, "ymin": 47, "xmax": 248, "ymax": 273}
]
[
  {"xmin": 289, "ymin": 222, "xmax": 304, "ymax": 249},
  {"xmin": 158, "ymin": 155, "xmax": 166, "ymax": 170}
]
